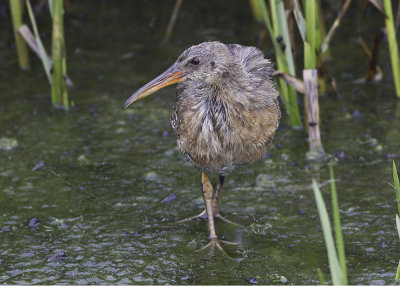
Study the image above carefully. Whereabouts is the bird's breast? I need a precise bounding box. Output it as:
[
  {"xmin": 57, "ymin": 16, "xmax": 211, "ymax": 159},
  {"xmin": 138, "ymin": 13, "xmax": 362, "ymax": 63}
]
[{"xmin": 172, "ymin": 86, "xmax": 280, "ymax": 175}]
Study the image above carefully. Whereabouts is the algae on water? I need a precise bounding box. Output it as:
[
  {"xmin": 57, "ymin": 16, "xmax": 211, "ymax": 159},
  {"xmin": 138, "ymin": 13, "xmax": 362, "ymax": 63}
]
[{"xmin": 0, "ymin": 137, "xmax": 18, "ymax": 151}]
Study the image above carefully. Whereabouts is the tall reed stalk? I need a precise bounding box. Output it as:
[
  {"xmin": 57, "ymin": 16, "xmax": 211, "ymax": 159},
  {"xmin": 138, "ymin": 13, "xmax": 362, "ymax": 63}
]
[
  {"xmin": 304, "ymin": 0, "xmax": 317, "ymax": 69},
  {"xmin": 301, "ymin": 0, "xmax": 325, "ymax": 155},
  {"xmin": 257, "ymin": 0, "xmax": 302, "ymax": 128},
  {"xmin": 271, "ymin": 0, "xmax": 301, "ymax": 127},
  {"xmin": 249, "ymin": 0, "xmax": 263, "ymax": 22},
  {"xmin": 50, "ymin": 0, "xmax": 69, "ymax": 109},
  {"xmin": 25, "ymin": 0, "xmax": 70, "ymax": 109},
  {"xmin": 26, "ymin": 0, "xmax": 52, "ymax": 84},
  {"xmin": 313, "ymin": 165, "xmax": 348, "ymax": 285},
  {"xmin": 383, "ymin": 0, "xmax": 400, "ymax": 97},
  {"xmin": 9, "ymin": 0, "xmax": 30, "ymax": 69}
]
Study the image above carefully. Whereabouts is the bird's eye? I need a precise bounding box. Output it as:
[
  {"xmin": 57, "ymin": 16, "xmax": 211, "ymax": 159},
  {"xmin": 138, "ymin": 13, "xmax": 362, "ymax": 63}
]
[{"xmin": 190, "ymin": 57, "xmax": 200, "ymax": 65}]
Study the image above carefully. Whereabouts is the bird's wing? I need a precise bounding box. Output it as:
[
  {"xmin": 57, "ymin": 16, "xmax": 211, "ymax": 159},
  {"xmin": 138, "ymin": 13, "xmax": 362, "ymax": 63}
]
[{"xmin": 226, "ymin": 44, "xmax": 274, "ymax": 90}]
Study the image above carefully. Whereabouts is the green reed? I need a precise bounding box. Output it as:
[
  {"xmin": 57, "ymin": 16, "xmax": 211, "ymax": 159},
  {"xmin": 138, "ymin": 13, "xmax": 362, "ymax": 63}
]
[
  {"xmin": 304, "ymin": 0, "xmax": 317, "ymax": 70},
  {"xmin": 313, "ymin": 165, "xmax": 348, "ymax": 285},
  {"xmin": 383, "ymin": 0, "xmax": 400, "ymax": 97},
  {"xmin": 26, "ymin": 0, "xmax": 69, "ymax": 109},
  {"xmin": 26, "ymin": 0, "xmax": 52, "ymax": 85},
  {"xmin": 257, "ymin": 0, "xmax": 302, "ymax": 128},
  {"xmin": 249, "ymin": 0, "xmax": 263, "ymax": 22},
  {"xmin": 9, "ymin": 0, "xmax": 30, "ymax": 69},
  {"xmin": 392, "ymin": 161, "xmax": 400, "ymax": 280},
  {"xmin": 50, "ymin": 0, "xmax": 69, "ymax": 109}
]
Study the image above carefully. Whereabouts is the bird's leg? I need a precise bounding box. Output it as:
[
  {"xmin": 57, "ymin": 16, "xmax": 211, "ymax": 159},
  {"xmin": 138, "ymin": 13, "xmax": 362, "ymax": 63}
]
[
  {"xmin": 201, "ymin": 172, "xmax": 218, "ymax": 239},
  {"xmin": 212, "ymin": 175, "xmax": 242, "ymax": 227},
  {"xmin": 197, "ymin": 172, "xmax": 237, "ymax": 255},
  {"xmin": 211, "ymin": 175, "xmax": 224, "ymax": 215},
  {"xmin": 175, "ymin": 175, "xmax": 220, "ymax": 223},
  {"xmin": 177, "ymin": 175, "xmax": 241, "ymax": 226}
]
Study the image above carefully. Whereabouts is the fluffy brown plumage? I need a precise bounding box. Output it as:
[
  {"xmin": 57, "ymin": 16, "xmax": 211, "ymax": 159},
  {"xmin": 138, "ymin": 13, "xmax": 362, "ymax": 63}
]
[
  {"xmin": 124, "ymin": 41, "xmax": 280, "ymax": 252},
  {"xmin": 170, "ymin": 42, "xmax": 280, "ymax": 175}
]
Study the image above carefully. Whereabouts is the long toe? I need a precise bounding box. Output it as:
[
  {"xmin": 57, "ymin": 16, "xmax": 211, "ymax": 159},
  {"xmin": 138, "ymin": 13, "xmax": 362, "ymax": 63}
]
[
  {"xmin": 176, "ymin": 209, "xmax": 207, "ymax": 223},
  {"xmin": 197, "ymin": 237, "xmax": 239, "ymax": 257},
  {"xmin": 214, "ymin": 213, "xmax": 243, "ymax": 227}
]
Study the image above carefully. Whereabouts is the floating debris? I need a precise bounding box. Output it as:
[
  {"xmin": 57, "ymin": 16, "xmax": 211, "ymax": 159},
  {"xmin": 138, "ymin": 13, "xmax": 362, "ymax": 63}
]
[
  {"xmin": 352, "ymin": 110, "xmax": 361, "ymax": 118},
  {"xmin": 0, "ymin": 137, "xmax": 18, "ymax": 151},
  {"xmin": 77, "ymin": 154, "xmax": 91, "ymax": 166},
  {"xmin": 143, "ymin": 171, "xmax": 160, "ymax": 182},
  {"xmin": 161, "ymin": 193, "xmax": 177, "ymax": 203},
  {"xmin": 28, "ymin": 218, "xmax": 40, "ymax": 228},
  {"xmin": 32, "ymin": 161, "xmax": 45, "ymax": 171},
  {"xmin": 245, "ymin": 277, "xmax": 258, "ymax": 284},
  {"xmin": 47, "ymin": 251, "xmax": 67, "ymax": 262}
]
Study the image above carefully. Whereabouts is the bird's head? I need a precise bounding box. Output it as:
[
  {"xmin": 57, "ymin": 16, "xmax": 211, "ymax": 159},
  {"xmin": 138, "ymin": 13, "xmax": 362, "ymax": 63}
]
[{"xmin": 123, "ymin": 41, "xmax": 234, "ymax": 109}]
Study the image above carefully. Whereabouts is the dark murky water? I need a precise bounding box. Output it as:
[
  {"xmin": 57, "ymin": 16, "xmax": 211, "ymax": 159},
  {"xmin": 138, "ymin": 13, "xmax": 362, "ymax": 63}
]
[{"xmin": 1, "ymin": 1, "xmax": 399, "ymax": 284}]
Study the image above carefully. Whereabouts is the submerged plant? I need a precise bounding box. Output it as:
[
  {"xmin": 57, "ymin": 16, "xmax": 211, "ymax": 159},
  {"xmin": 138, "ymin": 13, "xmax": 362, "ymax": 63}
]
[{"xmin": 313, "ymin": 165, "xmax": 348, "ymax": 285}]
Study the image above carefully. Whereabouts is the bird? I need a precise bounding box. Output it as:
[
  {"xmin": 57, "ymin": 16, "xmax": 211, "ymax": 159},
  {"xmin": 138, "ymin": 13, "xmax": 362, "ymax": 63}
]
[{"xmin": 124, "ymin": 41, "xmax": 280, "ymax": 252}]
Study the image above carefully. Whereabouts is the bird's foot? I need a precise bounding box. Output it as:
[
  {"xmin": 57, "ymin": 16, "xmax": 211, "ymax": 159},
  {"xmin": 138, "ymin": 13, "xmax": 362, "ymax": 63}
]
[
  {"xmin": 176, "ymin": 210, "xmax": 243, "ymax": 227},
  {"xmin": 197, "ymin": 237, "xmax": 238, "ymax": 256}
]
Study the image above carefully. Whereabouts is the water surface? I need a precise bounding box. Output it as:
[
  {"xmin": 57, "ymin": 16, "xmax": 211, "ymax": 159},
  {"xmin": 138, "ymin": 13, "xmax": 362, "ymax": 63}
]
[{"xmin": 0, "ymin": 1, "xmax": 399, "ymax": 284}]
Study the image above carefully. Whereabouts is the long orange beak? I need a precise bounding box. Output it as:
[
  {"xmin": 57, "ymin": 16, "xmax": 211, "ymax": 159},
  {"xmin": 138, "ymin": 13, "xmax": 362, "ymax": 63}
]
[{"xmin": 123, "ymin": 62, "xmax": 183, "ymax": 109}]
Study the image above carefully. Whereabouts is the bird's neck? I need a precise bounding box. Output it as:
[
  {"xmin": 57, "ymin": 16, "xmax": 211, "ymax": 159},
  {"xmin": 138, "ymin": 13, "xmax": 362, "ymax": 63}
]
[{"xmin": 201, "ymin": 68, "xmax": 252, "ymax": 104}]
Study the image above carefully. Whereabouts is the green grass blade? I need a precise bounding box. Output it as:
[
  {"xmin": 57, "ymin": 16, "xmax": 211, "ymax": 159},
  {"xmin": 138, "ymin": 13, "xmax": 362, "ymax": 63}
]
[
  {"xmin": 258, "ymin": 0, "xmax": 301, "ymax": 127},
  {"xmin": 269, "ymin": 0, "xmax": 278, "ymax": 35},
  {"xmin": 395, "ymin": 259, "xmax": 400, "ymax": 281},
  {"xmin": 304, "ymin": 0, "xmax": 317, "ymax": 69},
  {"xmin": 393, "ymin": 162, "xmax": 400, "ymax": 281},
  {"xmin": 314, "ymin": 0, "xmax": 321, "ymax": 51},
  {"xmin": 330, "ymin": 165, "xmax": 348, "ymax": 284},
  {"xmin": 383, "ymin": 0, "xmax": 400, "ymax": 97},
  {"xmin": 275, "ymin": 0, "xmax": 296, "ymax": 75},
  {"xmin": 26, "ymin": 0, "xmax": 52, "ymax": 85},
  {"xmin": 258, "ymin": 0, "xmax": 286, "ymax": 65},
  {"xmin": 249, "ymin": 0, "xmax": 263, "ymax": 21},
  {"xmin": 272, "ymin": 0, "xmax": 301, "ymax": 127},
  {"xmin": 393, "ymin": 161, "xmax": 400, "ymax": 215},
  {"xmin": 50, "ymin": 0, "xmax": 69, "ymax": 109},
  {"xmin": 396, "ymin": 214, "xmax": 400, "ymax": 280},
  {"xmin": 305, "ymin": 0, "xmax": 316, "ymax": 51},
  {"xmin": 321, "ymin": 0, "xmax": 352, "ymax": 53},
  {"xmin": 317, "ymin": 268, "xmax": 327, "ymax": 285},
  {"xmin": 9, "ymin": 0, "xmax": 30, "ymax": 69},
  {"xmin": 304, "ymin": 41, "xmax": 315, "ymax": 70},
  {"xmin": 287, "ymin": 86, "xmax": 301, "ymax": 126},
  {"xmin": 312, "ymin": 179, "xmax": 345, "ymax": 285},
  {"xmin": 292, "ymin": 0, "xmax": 306, "ymax": 42},
  {"xmin": 48, "ymin": 0, "xmax": 54, "ymax": 17}
]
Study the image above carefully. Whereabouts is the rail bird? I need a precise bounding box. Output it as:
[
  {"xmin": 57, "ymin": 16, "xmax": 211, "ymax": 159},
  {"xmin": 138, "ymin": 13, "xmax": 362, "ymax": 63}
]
[{"xmin": 124, "ymin": 41, "xmax": 280, "ymax": 252}]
